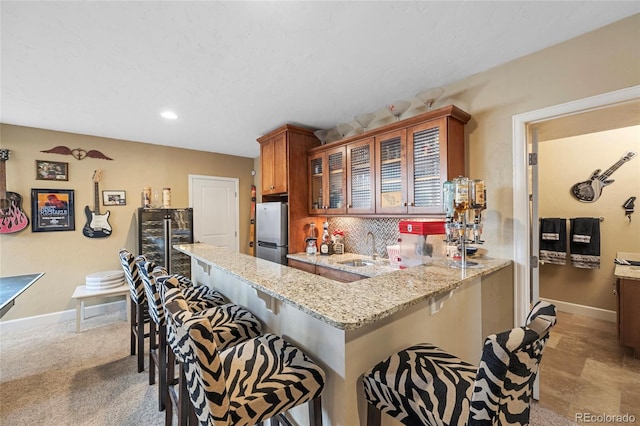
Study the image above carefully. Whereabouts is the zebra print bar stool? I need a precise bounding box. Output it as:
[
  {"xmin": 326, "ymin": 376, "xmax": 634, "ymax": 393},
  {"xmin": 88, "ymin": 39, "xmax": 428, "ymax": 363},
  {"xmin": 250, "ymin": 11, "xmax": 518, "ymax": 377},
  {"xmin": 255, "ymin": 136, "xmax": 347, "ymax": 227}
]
[
  {"xmin": 118, "ymin": 248, "xmax": 152, "ymax": 373},
  {"xmin": 164, "ymin": 288, "xmax": 326, "ymax": 426},
  {"xmin": 137, "ymin": 261, "xmax": 231, "ymax": 412},
  {"xmin": 363, "ymin": 301, "xmax": 556, "ymax": 426},
  {"xmin": 158, "ymin": 274, "xmax": 264, "ymax": 426}
]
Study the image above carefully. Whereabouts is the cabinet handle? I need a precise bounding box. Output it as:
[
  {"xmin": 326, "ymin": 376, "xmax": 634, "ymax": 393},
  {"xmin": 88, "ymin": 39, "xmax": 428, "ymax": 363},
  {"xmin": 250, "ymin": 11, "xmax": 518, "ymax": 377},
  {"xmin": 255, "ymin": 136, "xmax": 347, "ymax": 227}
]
[
  {"xmin": 270, "ymin": 185, "xmax": 275, "ymax": 190},
  {"xmin": 410, "ymin": 202, "xmax": 415, "ymax": 207},
  {"xmin": 348, "ymin": 205, "xmax": 352, "ymax": 208},
  {"xmin": 403, "ymin": 202, "xmax": 408, "ymax": 207}
]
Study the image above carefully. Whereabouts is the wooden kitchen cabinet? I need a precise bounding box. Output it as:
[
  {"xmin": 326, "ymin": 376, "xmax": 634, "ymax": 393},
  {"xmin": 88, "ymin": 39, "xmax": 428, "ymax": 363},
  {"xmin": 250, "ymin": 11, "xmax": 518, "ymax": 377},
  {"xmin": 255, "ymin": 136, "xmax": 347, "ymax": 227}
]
[
  {"xmin": 316, "ymin": 264, "xmax": 367, "ymax": 283},
  {"xmin": 407, "ymin": 117, "xmax": 465, "ymax": 214},
  {"xmin": 308, "ymin": 146, "xmax": 346, "ymax": 215},
  {"xmin": 617, "ymin": 278, "xmax": 640, "ymax": 357},
  {"xmin": 375, "ymin": 129, "xmax": 407, "ymax": 214},
  {"xmin": 287, "ymin": 258, "xmax": 367, "ymax": 283},
  {"xmin": 346, "ymin": 138, "xmax": 375, "ymax": 214},
  {"xmin": 307, "ymin": 105, "xmax": 470, "ymax": 217},
  {"xmin": 257, "ymin": 125, "xmax": 320, "ymax": 254},
  {"xmin": 260, "ymin": 133, "xmax": 288, "ymax": 195}
]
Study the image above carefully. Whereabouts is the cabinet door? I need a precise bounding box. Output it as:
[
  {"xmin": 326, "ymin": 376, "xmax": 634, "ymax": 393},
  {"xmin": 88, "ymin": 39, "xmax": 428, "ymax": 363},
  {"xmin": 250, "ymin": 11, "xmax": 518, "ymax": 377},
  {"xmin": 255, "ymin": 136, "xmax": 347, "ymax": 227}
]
[
  {"xmin": 272, "ymin": 134, "xmax": 288, "ymax": 194},
  {"xmin": 407, "ymin": 118, "xmax": 446, "ymax": 214},
  {"xmin": 347, "ymin": 138, "xmax": 375, "ymax": 214},
  {"xmin": 326, "ymin": 147, "xmax": 346, "ymax": 214},
  {"xmin": 375, "ymin": 129, "xmax": 407, "ymax": 214},
  {"xmin": 261, "ymin": 139, "xmax": 275, "ymax": 194},
  {"xmin": 309, "ymin": 152, "xmax": 325, "ymax": 214}
]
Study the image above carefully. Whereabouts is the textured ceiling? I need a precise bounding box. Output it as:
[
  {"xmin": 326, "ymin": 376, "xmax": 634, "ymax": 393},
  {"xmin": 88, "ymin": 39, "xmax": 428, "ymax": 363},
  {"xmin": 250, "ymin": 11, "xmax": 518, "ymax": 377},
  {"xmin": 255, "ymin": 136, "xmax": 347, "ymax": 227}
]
[{"xmin": 2, "ymin": 2, "xmax": 638, "ymax": 158}]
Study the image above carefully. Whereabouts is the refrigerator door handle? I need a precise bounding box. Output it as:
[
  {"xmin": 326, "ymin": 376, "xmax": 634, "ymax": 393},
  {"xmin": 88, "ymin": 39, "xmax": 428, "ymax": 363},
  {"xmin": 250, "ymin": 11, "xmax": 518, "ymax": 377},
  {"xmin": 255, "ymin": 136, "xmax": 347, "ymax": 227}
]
[{"xmin": 258, "ymin": 241, "xmax": 278, "ymax": 248}]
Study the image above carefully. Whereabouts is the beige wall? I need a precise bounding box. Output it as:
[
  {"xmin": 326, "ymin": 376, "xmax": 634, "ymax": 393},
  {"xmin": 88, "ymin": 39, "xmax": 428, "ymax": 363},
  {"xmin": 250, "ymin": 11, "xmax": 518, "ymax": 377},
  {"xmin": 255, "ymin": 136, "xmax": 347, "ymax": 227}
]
[
  {"xmin": 0, "ymin": 124, "xmax": 255, "ymax": 320},
  {"xmin": 539, "ymin": 127, "xmax": 640, "ymax": 311}
]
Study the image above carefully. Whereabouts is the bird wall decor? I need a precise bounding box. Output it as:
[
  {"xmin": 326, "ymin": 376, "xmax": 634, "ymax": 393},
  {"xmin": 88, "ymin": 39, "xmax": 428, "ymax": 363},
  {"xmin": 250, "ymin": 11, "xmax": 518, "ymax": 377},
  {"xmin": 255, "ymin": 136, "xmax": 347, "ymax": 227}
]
[{"xmin": 40, "ymin": 146, "xmax": 114, "ymax": 161}]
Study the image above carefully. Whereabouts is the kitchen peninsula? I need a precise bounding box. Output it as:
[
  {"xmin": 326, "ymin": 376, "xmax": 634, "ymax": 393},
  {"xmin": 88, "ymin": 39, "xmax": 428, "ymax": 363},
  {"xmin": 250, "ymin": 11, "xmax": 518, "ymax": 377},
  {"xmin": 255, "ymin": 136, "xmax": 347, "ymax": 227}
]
[{"xmin": 175, "ymin": 243, "xmax": 512, "ymax": 425}]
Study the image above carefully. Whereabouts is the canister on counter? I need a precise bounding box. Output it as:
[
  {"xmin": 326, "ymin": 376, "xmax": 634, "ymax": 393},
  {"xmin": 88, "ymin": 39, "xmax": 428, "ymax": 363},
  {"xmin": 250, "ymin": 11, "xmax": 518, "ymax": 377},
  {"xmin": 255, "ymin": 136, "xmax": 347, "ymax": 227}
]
[
  {"xmin": 162, "ymin": 187, "xmax": 171, "ymax": 208},
  {"xmin": 142, "ymin": 187, "xmax": 152, "ymax": 208}
]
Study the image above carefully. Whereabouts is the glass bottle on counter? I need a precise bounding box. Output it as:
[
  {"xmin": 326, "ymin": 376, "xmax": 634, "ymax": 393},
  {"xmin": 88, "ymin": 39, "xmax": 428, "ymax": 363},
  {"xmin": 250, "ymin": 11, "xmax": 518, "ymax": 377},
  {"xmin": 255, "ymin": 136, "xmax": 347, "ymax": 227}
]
[
  {"xmin": 306, "ymin": 223, "xmax": 318, "ymax": 255},
  {"xmin": 453, "ymin": 176, "xmax": 469, "ymax": 214}
]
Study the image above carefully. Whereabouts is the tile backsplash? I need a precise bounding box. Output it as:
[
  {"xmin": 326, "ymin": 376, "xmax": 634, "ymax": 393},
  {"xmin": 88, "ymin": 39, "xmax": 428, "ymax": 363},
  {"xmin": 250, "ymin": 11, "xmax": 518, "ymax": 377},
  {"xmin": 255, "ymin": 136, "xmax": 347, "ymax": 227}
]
[{"xmin": 328, "ymin": 217, "xmax": 446, "ymax": 259}]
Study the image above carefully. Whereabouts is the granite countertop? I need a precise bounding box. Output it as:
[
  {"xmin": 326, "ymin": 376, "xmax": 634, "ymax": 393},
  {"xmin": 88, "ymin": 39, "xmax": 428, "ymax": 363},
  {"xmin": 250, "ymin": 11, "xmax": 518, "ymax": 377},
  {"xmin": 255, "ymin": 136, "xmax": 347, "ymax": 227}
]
[
  {"xmin": 174, "ymin": 243, "xmax": 511, "ymax": 331},
  {"xmin": 614, "ymin": 252, "xmax": 640, "ymax": 281}
]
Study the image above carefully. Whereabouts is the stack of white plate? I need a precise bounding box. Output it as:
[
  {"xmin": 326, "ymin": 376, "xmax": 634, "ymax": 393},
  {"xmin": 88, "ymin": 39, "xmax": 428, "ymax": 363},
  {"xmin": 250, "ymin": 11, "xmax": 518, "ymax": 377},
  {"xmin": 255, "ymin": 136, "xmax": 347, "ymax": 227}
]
[{"xmin": 85, "ymin": 270, "xmax": 125, "ymax": 290}]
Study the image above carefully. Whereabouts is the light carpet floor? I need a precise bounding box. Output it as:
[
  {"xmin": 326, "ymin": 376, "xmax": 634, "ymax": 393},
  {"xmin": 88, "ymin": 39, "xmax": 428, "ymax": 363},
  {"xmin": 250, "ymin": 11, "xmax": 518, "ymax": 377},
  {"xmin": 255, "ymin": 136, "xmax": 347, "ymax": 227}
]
[{"xmin": 1, "ymin": 311, "xmax": 577, "ymax": 425}]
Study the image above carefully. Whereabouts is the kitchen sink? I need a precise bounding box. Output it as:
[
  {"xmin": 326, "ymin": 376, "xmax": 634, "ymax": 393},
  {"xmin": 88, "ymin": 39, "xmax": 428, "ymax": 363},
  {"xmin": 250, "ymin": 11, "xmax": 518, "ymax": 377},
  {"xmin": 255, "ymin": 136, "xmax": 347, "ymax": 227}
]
[{"xmin": 338, "ymin": 259, "xmax": 375, "ymax": 267}]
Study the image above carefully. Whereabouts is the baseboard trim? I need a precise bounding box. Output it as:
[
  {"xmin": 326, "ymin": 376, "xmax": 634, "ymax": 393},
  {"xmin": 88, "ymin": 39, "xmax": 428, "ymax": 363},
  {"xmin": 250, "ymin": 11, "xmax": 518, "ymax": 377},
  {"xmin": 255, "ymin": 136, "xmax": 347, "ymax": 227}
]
[
  {"xmin": 0, "ymin": 300, "xmax": 126, "ymax": 333},
  {"xmin": 541, "ymin": 297, "xmax": 616, "ymax": 323}
]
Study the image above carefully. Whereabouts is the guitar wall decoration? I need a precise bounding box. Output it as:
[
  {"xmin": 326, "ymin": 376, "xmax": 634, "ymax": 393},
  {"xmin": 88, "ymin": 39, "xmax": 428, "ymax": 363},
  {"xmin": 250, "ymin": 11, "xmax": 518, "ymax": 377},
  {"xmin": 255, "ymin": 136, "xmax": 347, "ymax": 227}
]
[
  {"xmin": 83, "ymin": 169, "xmax": 112, "ymax": 238},
  {"xmin": 0, "ymin": 149, "xmax": 29, "ymax": 233},
  {"xmin": 570, "ymin": 151, "xmax": 637, "ymax": 203}
]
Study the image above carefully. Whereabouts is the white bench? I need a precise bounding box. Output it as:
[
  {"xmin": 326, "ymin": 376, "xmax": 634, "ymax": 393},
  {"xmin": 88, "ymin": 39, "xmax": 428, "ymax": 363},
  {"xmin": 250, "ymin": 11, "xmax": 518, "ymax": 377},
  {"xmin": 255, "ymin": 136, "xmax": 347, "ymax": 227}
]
[{"xmin": 71, "ymin": 284, "xmax": 130, "ymax": 332}]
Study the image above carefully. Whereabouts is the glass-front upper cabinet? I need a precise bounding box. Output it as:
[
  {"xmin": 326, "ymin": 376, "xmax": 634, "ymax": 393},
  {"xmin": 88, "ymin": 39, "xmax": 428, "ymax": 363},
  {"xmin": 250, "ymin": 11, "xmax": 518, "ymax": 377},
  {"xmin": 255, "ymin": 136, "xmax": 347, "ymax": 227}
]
[
  {"xmin": 407, "ymin": 118, "xmax": 447, "ymax": 214},
  {"xmin": 346, "ymin": 138, "xmax": 375, "ymax": 214},
  {"xmin": 375, "ymin": 129, "xmax": 407, "ymax": 214},
  {"xmin": 309, "ymin": 147, "xmax": 346, "ymax": 215}
]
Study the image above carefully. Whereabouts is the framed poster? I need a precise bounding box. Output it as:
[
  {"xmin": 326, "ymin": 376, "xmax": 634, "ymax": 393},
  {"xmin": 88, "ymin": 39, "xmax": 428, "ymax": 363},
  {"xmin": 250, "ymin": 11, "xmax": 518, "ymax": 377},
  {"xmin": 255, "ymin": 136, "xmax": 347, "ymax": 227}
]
[
  {"xmin": 31, "ymin": 189, "xmax": 75, "ymax": 232},
  {"xmin": 35, "ymin": 160, "xmax": 69, "ymax": 181},
  {"xmin": 102, "ymin": 190, "xmax": 126, "ymax": 206}
]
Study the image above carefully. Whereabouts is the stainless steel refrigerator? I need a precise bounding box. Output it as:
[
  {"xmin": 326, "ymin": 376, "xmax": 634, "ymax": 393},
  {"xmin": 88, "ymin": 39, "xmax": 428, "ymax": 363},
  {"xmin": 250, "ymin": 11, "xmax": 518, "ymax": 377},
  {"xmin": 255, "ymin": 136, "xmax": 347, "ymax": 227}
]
[
  {"xmin": 256, "ymin": 202, "xmax": 288, "ymax": 265},
  {"xmin": 138, "ymin": 208, "xmax": 194, "ymax": 278}
]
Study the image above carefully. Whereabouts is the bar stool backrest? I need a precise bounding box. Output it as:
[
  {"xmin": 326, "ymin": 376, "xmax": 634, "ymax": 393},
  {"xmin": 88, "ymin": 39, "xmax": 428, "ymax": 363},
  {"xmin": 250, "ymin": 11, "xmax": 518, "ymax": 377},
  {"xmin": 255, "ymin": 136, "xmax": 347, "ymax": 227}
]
[
  {"xmin": 165, "ymin": 300, "xmax": 234, "ymax": 426},
  {"xmin": 118, "ymin": 249, "xmax": 147, "ymax": 304},
  {"xmin": 468, "ymin": 301, "xmax": 557, "ymax": 425},
  {"xmin": 137, "ymin": 260, "xmax": 165, "ymax": 325}
]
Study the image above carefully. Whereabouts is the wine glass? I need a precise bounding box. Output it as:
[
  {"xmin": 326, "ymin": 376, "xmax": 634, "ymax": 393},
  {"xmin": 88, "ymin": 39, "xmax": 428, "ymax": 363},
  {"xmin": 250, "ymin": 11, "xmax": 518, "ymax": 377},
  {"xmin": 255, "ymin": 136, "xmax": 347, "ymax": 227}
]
[
  {"xmin": 354, "ymin": 113, "xmax": 376, "ymax": 131},
  {"xmin": 313, "ymin": 129, "xmax": 329, "ymax": 145},
  {"xmin": 416, "ymin": 87, "xmax": 444, "ymax": 110},
  {"xmin": 387, "ymin": 100, "xmax": 411, "ymax": 121},
  {"xmin": 334, "ymin": 123, "xmax": 353, "ymax": 139}
]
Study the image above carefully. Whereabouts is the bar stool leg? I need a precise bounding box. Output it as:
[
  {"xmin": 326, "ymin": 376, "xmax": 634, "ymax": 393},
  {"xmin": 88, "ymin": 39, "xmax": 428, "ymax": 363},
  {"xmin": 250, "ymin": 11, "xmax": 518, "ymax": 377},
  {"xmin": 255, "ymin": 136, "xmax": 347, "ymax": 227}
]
[
  {"xmin": 309, "ymin": 397, "xmax": 322, "ymax": 426},
  {"xmin": 178, "ymin": 364, "xmax": 189, "ymax": 426},
  {"xmin": 366, "ymin": 403, "xmax": 381, "ymax": 426},
  {"xmin": 165, "ymin": 348, "xmax": 176, "ymax": 426},
  {"xmin": 136, "ymin": 302, "xmax": 145, "ymax": 373},
  {"xmin": 130, "ymin": 296, "xmax": 137, "ymax": 356},
  {"xmin": 158, "ymin": 324, "xmax": 167, "ymax": 411},
  {"xmin": 149, "ymin": 321, "xmax": 157, "ymax": 385}
]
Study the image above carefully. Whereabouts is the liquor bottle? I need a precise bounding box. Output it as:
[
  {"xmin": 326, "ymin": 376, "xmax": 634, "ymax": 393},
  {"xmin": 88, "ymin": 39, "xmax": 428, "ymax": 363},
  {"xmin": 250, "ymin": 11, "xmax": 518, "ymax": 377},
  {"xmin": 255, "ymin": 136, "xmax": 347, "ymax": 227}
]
[
  {"xmin": 453, "ymin": 176, "xmax": 469, "ymax": 214},
  {"xmin": 442, "ymin": 180, "xmax": 455, "ymax": 218},
  {"xmin": 469, "ymin": 179, "xmax": 485, "ymax": 219}
]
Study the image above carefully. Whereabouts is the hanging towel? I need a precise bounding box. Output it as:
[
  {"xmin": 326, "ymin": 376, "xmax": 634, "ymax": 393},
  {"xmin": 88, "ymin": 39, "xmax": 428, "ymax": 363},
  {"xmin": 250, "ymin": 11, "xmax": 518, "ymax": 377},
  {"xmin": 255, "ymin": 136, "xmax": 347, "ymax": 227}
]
[
  {"xmin": 539, "ymin": 218, "xmax": 567, "ymax": 265},
  {"xmin": 570, "ymin": 217, "xmax": 601, "ymax": 269}
]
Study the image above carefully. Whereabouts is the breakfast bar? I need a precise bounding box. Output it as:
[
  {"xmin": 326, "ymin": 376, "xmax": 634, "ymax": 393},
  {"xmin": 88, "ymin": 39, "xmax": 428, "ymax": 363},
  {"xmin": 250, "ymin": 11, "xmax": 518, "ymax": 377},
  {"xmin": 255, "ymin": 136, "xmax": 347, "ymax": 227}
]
[{"xmin": 175, "ymin": 243, "xmax": 513, "ymax": 425}]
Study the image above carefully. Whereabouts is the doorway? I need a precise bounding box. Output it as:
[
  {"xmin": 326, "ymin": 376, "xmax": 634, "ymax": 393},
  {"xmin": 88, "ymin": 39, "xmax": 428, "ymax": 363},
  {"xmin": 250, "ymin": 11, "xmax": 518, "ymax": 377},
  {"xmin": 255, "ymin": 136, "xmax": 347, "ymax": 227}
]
[
  {"xmin": 512, "ymin": 85, "xmax": 640, "ymax": 324},
  {"xmin": 188, "ymin": 175, "xmax": 239, "ymax": 251}
]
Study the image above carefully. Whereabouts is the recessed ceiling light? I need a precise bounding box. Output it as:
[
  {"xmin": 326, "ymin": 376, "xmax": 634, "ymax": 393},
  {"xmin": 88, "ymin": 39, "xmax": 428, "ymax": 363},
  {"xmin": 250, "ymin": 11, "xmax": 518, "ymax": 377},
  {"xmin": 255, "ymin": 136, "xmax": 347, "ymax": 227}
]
[{"xmin": 161, "ymin": 111, "xmax": 178, "ymax": 120}]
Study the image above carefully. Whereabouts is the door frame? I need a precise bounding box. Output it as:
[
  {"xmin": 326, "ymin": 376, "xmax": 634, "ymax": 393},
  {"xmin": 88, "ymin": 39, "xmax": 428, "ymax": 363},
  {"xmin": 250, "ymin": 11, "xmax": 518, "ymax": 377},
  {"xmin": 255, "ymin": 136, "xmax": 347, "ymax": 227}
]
[
  {"xmin": 188, "ymin": 174, "xmax": 240, "ymax": 251},
  {"xmin": 512, "ymin": 85, "xmax": 640, "ymax": 325}
]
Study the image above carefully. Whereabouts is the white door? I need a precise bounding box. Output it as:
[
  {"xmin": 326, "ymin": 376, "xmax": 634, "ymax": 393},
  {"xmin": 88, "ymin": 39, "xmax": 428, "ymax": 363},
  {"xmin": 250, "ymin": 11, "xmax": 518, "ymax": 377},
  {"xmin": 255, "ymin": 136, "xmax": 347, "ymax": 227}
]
[{"xmin": 189, "ymin": 175, "xmax": 239, "ymax": 251}]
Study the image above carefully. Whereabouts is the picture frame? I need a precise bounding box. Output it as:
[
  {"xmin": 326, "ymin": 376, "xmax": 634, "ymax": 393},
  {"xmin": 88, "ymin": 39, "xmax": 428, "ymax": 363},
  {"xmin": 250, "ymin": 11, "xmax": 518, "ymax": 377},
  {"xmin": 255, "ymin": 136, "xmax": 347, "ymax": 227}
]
[
  {"xmin": 102, "ymin": 190, "xmax": 126, "ymax": 206},
  {"xmin": 35, "ymin": 160, "xmax": 69, "ymax": 181},
  {"xmin": 31, "ymin": 189, "xmax": 75, "ymax": 232}
]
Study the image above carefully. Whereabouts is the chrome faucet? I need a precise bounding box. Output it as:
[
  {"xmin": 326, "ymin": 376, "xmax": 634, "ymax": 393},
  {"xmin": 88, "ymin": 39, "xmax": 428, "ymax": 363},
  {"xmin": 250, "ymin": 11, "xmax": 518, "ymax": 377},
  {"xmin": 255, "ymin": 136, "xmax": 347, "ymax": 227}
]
[{"xmin": 366, "ymin": 231, "xmax": 377, "ymax": 260}]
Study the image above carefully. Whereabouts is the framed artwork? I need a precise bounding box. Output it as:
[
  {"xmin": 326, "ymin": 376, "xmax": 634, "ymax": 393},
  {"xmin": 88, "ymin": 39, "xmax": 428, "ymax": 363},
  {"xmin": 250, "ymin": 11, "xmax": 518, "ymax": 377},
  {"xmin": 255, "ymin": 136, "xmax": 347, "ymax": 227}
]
[
  {"xmin": 31, "ymin": 189, "xmax": 75, "ymax": 232},
  {"xmin": 35, "ymin": 160, "xmax": 69, "ymax": 181},
  {"xmin": 102, "ymin": 190, "xmax": 126, "ymax": 206}
]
